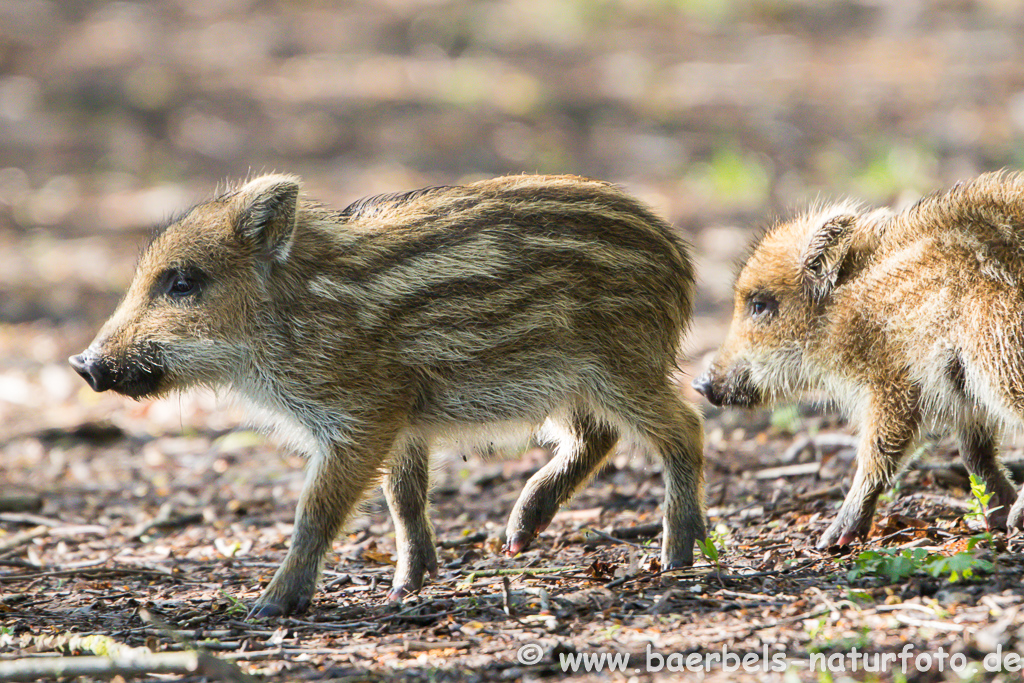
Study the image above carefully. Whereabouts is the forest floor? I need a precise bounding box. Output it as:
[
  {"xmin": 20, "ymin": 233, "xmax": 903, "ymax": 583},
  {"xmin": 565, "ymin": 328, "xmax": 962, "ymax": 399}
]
[
  {"xmin": 4, "ymin": 1, "xmax": 1024, "ymax": 680},
  {"xmin": 2, "ymin": 321, "xmax": 1024, "ymax": 682}
]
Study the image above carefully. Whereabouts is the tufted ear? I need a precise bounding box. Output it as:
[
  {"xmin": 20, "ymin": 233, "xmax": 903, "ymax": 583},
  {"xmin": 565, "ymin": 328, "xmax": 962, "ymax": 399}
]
[
  {"xmin": 234, "ymin": 174, "xmax": 300, "ymax": 262},
  {"xmin": 802, "ymin": 214, "xmax": 854, "ymax": 303}
]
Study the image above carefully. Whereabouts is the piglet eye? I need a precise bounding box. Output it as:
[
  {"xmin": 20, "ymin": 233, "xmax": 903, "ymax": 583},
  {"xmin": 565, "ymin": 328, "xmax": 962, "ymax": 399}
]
[
  {"xmin": 748, "ymin": 293, "xmax": 778, "ymax": 319},
  {"xmin": 169, "ymin": 274, "xmax": 196, "ymax": 296},
  {"xmin": 162, "ymin": 268, "xmax": 203, "ymax": 299}
]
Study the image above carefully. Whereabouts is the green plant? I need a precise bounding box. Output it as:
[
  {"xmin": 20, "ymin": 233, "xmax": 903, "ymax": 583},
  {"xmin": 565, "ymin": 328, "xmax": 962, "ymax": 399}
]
[
  {"xmin": 699, "ymin": 523, "xmax": 729, "ymax": 568},
  {"xmin": 844, "ymin": 589, "xmax": 875, "ymax": 605},
  {"xmin": 219, "ymin": 590, "xmax": 249, "ymax": 617},
  {"xmin": 966, "ymin": 474, "xmax": 995, "ymax": 521},
  {"xmin": 698, "ymin": 537, "xmax": 720, "ymax": 569},
  {"xmin": 925, "ymin": 551, "xmax": 991, "ymax": 583},
  {"xmin": 848, "ymin": 547, "xmax": 929, "ymax": 583},
  {"xmin": 769, "ymin": 404, "xmax": 801, "ymax": 434},
  {"xmin": 848, "ymin": 541, "xmax": 993, "ymax": 585},
  {"xmin": 804, "ymin": 615, "xmax": 826, "ymax": 641},
  {"xmin": 808, "ymin": 627, "xmax": 871, "ymax": 654}
]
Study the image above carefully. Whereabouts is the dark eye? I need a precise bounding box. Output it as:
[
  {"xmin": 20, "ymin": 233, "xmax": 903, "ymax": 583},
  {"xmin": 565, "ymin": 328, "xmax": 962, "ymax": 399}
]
[
  {"xmin": 161, "ymin": 268, "xmax": 204, "ymax": 300},
  {"xmin": 748, "ymin": 293, "xmax": 778, "ymax": 319},
  {"xmin": 169, "ymin": 274, "xmax": 195, "ymax": 296}
]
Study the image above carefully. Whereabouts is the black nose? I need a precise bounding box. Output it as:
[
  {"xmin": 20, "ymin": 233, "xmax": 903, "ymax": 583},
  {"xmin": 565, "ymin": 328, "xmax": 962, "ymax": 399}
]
[
  {"xmin": 691, "ymin": 374, "xmax": 721, "ymax": 406},
  {"xmin": 69, "ymin": 352, "xmax": 114, "ymax": 392}
]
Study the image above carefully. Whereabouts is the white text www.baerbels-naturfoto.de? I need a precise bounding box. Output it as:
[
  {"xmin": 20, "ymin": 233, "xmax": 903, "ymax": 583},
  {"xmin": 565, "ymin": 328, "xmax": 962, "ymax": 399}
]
[{"xmin": 515, "ymin": 643, "xmax": 1024, "ymax": 675}]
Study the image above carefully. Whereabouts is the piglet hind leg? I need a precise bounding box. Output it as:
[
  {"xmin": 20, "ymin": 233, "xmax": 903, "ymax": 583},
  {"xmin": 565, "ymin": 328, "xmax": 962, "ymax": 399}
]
[
  {"xmin": 504, "ymin": 411, "xmax": 618, "ymax": 556},
  {"xmin": 248, "ymin": 439, "xmax": 389, "ymax": 618},
  {"xmin": 642, "ymin": 392, "xmax": 706, "ymax": 569},
  {"xmin": 817, "ymin": 390, "xmax": 920, "ymax": 549},
  {"xmin": 987, "ymin": 355, "xmax": 1024, "ymax": 531},
  {"xmin": 957, "ymin": 425, "xmax": 1016, "ymax": 531},
  {"xmin": 383, "ymin": 435, "xmax": 438, "ymax": 602}
]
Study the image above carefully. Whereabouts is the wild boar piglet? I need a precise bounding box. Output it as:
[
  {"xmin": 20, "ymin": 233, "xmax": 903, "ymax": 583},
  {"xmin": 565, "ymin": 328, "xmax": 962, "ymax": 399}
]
[
  {"xmin": 71, "ymin": 173, "xmax": 706, "ymax": 617},
  {"xmin": 695, "ymin": 172, "xmax": 1024, "ymax": 547}
]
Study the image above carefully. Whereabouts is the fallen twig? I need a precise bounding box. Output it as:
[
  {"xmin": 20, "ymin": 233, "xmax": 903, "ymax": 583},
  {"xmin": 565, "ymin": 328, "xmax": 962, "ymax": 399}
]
[
  {"xmin": 913, "ymin": 458, "xmax": 1024, "ymax": 479},
  {"xmin": 0, "ymin": 564, "xmax": 182, "ymax": 583},
  {"xmin": 130, "ymin": 512, "xmax": 204, "ymax": 540},
  {"xmin": 5, "ymin": 630, "xmax": 256, "ymax": 682},
  {"xmin": 0, "ymin": 651, "xmax": 243, "ymax": 681},
  {"xmin": 220, "ymin": 646, "xmax": 380, "ymax": 660},
  {"xmin": 646, "ymin": 588, "xmax": 683, "ymax": 614},
  {"xmin": 502, "ymin": 576, "xmax": 514, "ymax": 616},
  {"xmin": 439, "ymin": 531, "xmax": 488, "ymax": 549},
  {"xmin": 781, "ymin": 433, "xmax": 858, "ymax": 462},
  {"xmin": 0, "ymin": 495, "xmax": 42, "ymax": 513},
  {"xmin": 404, "ymin": 640, "xmax": 473, "ymax": 652},
  {"xmin": 608, "ymin": 523, "xmax": 663, "ymax": 541},
  {"xmin": 461, "ymin": 566, "xmax": 584, "ymax": 583},
  {"xmin": 0, "ymin": 513, "xmax": 67, "ymax": 527},
  {"xmin": 580, "ymin": 527, "xmax": 651, "ymax": 550},
  {"xmin": 892, "ymin": 613, "xmax": 965, "ymax": 631},
  {"xmin": 754, "ymin": 462, "xmax": 822, "ymax": 480},
  {"xmin": 0, "ymin": 526, "xmax": 47, "ymax": 554},
  {"xmin": 604, "ymin": 564, "xmax": 707, "ymax": 590}
]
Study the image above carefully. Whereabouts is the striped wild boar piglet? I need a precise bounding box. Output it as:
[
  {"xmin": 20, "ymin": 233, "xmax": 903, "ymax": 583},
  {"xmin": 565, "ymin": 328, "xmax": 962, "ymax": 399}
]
[
  {"xmin": 693, "ymin": 172, "xmax": 1024, "ymax": 549},
  {"xmin": 70, "ymin": 174, "xmax": 706, "ymax": 617}
]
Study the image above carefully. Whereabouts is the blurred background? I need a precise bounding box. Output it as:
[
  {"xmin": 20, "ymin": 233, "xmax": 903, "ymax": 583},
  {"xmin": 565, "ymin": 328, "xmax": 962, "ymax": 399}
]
[
  {"xmin": 2, "ymin": 0, "xmax": 1024, "ymax": 455},
  {"xmin": 4, "ymin": 3, "xmax": 1024, "ymax": 669}
]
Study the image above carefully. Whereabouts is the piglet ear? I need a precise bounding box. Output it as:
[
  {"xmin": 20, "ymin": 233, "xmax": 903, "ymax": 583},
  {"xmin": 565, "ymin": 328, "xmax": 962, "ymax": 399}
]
[
  {"xmin": 802, "ymin": 214, "xmax": 854, "ymax": 303},
  {"xmin": 234, "ymin": 174, "xmax": 300, "ymax": 262}
]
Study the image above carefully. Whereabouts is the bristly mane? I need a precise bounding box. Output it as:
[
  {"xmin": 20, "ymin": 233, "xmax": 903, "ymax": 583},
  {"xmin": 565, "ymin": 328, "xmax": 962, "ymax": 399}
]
[
  {"xmin": 732, "ymin": 199, "xmax": 867, "ymax": 286},
  {"xmin": 147, "ymin": 203, "xmax": 200, "ymax": 248},
  {"xmin": 732, "ymin": 214, "xmax": 784, "ymax": 285},
  {"xmin": 146, "ymin": 178, "xmax": 249, "ymax": 248},
  {"xmin": 339, "ymin": 186, "xmax": 455, "ymax": 220}
]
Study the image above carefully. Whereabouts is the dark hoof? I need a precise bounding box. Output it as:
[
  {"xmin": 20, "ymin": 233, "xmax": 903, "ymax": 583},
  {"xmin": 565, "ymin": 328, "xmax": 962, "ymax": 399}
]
[
  {"xmin": 502, "ymin": 533, "xmax": 532, "ymax": 556},
  {"xmin": 663, "ymin": 556, "xmax": 694, "ymax": 571},
  {"xmin": 386, "ymin": 584, "xmax": 414, "ymax": 602},
  {"xmin": 247, "ymin": 593, "xmax": 311, "ymax": 619},
  {"xmin": 816, "ymin": 525, "xmax": 861, "ymax": 551},
  {"xmin": 247, "ymin": 602, "xmax": 285, "ymax": 619}
]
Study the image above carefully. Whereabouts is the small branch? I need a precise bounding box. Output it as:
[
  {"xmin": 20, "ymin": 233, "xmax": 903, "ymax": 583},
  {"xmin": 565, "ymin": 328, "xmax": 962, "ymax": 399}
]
[
  {"xmin": 0, "ymin": 496, "xmax": 42, "ymax": 513},
  {"xmin": 0, "ymin": 526, "xmax": 47, "ymax": 554},
  {"xmin": 462, "ymin": 566, "xmax": 583, "ymax": 583},
  {"xmin": 501, "ymin": 576, "xmax": 514, "ymax": 616},
  {"xmin": 607, "ymin": 523, "xmax": 663, "ymax": 541},
  {"xmin": 281, "ymin": 603, "xmax": 470, "ymax": 630},
  {"xmin": 754, "ymin": 462, "xmax": 822, "ymax": 480},
  {"xmin": 0, "ymin": 651, "xmax": 253, "ymax": 682},
  {"xmin": 404, "ymin": 640, "xmax": 473, "ymax": 652},
  {"xmin": 580, "ymin": 528, "xmax": 653, "ymax": 550},
  {"xmin": 0, "ymin": 513, "xmax": 67, "ymax": 527},
  {"xmin": 130, "ymin": 512, "xmax": 204, "ymax": 540},
  {"xmin": 733, "ymin": 608, "xmax": 833, "ymax": 642},
  {"xmin": 603, "ymin": 573, "xmax": 637, "ymax": 590},
  {"xmin": 0, "ymin": 564, "xmax": 181, "ymax": 583},
  {"xmin": 781, "ymin": 434, "xmax": 858, "ymax": 462},
  {"xmin": 914, "ymin": 458, "xmax": 1024, "ymax": 480},
  {"xmin": 439, "ymin": 531, "xmax": 488, "ymax": 549},
  {"xmin": 646, "ymin": 588, "xmax": 683, "ymax": 614},
  {"xmin": 891, "ymin": 613, "xmax": 965, "ymax": 631},
  {"xmin": 7, "ymin": 629, "xmax": 256, "ymax": 683}
]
